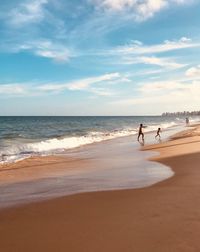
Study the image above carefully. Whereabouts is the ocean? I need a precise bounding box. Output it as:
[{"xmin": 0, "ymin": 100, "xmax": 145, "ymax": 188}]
[{"xmin": 0, "ymin": 115, "xmax": 198, "ymax": 164}]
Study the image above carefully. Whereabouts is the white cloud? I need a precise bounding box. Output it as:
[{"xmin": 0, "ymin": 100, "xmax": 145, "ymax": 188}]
[
  {"xmin": 0, "ymin": 84, "xmax": 26, "ymax": 95},
  {"xmin": 132, "ymin": 69, "xmax": 166, "ymax": 77},
  {"xmin": 38, "ymin": 72, "xmax": 121, "ymax": 92},
  {"xmin": 90, "ymin": 88, "xmax": 115, "ymax": 96},
  {"xmin": 68, "ymin": 73, "xmax": 120, "ymax": 90},
  {"xmin": 121, "ymin": 56, "xmax": 185, "ymax": 69},
  {"xmin": 91, "ymin": 0, "xmax": 167, "ymax": 17},
  {"xmin": 101, "ymin": 37, "xmax": 198, "ymax": 71},
  {"xmin": 17, "ymin": 39, "xmax": 73, "ymax": 62},
  {"xmin": 173, "ymin": 0, "xmax": 192, "ymax": 4},
  {"xmin": 0, "ymin": 73, "xmax": 122, "ymax": 97},
  {"xmin": 185, "ymin": 65, "xmax": 200, "ymax": 78},
  {"xmin": 137, "ymin": 80, "xmax": 188, "ymax": 94},
  {"xmin": 135, "ymin": 0, "xmax": 167, "ymax": 21},
  {"xmin": 115, "ymin": 37, "xmax": 199, "ymax": 55},
  {"xmin": 112, "ymin": 79, "xmax": 200, "ymax": 113},
  {"xmin": 33, "ymin": 41, "xmax": 71, "ymax": 62},
  {"xmin": 93, "ymin": 0, "xmax": 136, "ymax": 11},
  {"xmin": 8, "ymin": 0, "xmax": 48, "ymax": 27},
  {"xmin": 139, "ymin": 56, "xmax": 185, "ymax": 68},
  {"xmin": 90, "ymin": 0, "xmax": 189, "ymax": 21}
]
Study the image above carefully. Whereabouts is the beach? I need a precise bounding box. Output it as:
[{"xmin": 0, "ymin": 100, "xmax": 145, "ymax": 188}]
[
  {"xmin": 1, "ymin": 0, "xmax": 200, "ymax": 250},
  {"xmin": 0, "ymin": 124, "xmax": 200, "ymax": 251}
]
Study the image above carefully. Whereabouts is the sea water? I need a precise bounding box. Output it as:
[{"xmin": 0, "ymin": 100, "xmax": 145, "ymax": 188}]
[{"xmin": 1, "ymin": 115, "xmax": 199, "ymax": 164}]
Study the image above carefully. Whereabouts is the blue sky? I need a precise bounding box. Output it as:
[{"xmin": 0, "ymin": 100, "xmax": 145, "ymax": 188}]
[{"xmin": 0, "ymin": 0, "xmax": 200, "ymax": 115}]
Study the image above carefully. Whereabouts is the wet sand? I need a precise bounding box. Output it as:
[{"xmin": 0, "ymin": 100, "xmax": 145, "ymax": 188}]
[
  {"xmin": 0, "ymin": 135, "xmax": 173, "ymax": 208},
  {"xmin": 0, "ymin": 125, "xmax": 200, "ymax": 251}
]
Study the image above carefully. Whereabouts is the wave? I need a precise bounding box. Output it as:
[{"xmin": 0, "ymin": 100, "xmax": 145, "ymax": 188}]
[{"xmin": 0, "ymin": 120, "xmax": 181, "ymax": 164}]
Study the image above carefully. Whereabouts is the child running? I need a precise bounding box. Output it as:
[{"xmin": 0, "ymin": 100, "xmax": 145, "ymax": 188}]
[{"xmin": 155, "ymin": 127, "xmax": 161, "ymax": 139}]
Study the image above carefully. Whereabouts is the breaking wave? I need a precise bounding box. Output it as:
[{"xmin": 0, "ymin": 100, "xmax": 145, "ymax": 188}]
[{"xmin": 0, "ymin": 120, "xmax": 186, "ymax": 164}]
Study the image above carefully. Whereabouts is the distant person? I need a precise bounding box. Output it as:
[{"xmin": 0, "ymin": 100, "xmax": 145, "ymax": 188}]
[
  {"xmin": 137, "ymin": 123, "xmax": 145, "ymax": 141},
  {"xmin": 186, "ymin": 117, "xmax": 189, "ymax": 126},
  {"xmin": 155, "ymin": 127, "xmax": 161, "ymax": 139}
]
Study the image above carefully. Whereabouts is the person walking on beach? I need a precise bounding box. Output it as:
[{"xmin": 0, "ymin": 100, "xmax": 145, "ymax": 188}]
[
  {"xmin": 155, "ymin": 127, "xmax": 161, "ymax": 139},
  {"xmin": 137, "ymin": 123, "xmax": 145, "ymax": 141},
  {"xmin": 186, "ymin": 117, "xmax": 189, "ymax": 126}
]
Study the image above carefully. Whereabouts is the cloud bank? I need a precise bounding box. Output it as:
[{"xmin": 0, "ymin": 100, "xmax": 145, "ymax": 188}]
[{"xmin": 90, "ymin": 0, "xmax": 189, "ymax": 21}]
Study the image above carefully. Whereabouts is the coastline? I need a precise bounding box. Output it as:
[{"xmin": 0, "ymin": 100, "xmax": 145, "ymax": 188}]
[
  {"xmin": 0, "ymin": 124, "xmax": 181, "ymax": 185},
  {"xmin": 0, "ymin": 129, "xmax": 177, "ymax": 209},
  {"xmin": 0, "ymin": 125, "xmax": 200, "ymax": 251}
]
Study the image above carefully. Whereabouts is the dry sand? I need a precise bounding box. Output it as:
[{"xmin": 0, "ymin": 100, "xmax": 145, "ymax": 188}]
[{"xmin": 0, "ymin": 126, "xmax": 200, "ymax": 252}]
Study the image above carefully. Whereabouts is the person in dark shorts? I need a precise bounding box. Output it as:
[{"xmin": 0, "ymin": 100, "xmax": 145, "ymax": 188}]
[{"xmin": 137, "ymin": 123, "xmax": 145, "ymax": 141}]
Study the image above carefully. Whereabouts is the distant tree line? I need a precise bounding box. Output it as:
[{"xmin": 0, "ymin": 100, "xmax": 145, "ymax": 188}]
[{"xmin": 162, "ymin": 111, "xmax": 200, "ymax": 116}]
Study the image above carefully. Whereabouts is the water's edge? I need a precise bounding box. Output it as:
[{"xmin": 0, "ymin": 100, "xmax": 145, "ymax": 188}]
[{"xmin": 0, "ymin": 127, "xmax": 180, "ymax": 209}]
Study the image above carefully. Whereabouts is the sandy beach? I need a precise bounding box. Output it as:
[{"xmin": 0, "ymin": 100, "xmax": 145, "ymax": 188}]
[
  {"xmin": 0, "ymin": 125, "xmax": 200, "ymax": 252},
  {"xmin": 1, "ymin": 0, "xmax": 199, "ymax": 251}
]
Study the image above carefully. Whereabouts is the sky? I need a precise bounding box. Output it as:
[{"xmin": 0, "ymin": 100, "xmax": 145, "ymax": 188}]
[{"xmin": 0, "ymin": 0, "xmax": 200, "ymax": 116}]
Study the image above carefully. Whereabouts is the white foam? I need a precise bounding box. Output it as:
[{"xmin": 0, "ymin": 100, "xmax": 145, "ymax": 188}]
[
  {"xmin": 144, "ymin": 121, "xmax": 178, "ymax": 132},
  {"xmin": 0, "ymin": 120, "xmax": 185, "ymax": 164},
  {"xmin": 0, "ymin": 129, "xmax": 136, "ymax": 164}
]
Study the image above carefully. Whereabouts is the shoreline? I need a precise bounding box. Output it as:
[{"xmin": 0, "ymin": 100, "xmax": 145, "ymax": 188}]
[
  {"xmin": 0, "ymin": 124, "xmax": 193, "ymax": 210},
  {"xmin": 0, "ymin": 123, "xmax": 184, "ymax": 186},
  {"xmin": 0, "ymin": 125, "xmax": 200, "ymax": 250},
  {"xmin": 0, "ymin": 132, "xmax": 174, "ymax": 209}
]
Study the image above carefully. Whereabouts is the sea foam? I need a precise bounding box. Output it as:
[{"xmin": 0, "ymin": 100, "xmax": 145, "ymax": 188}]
[{"xmin": 0, "ymin": 119, "xmax": 184, "ymax": 164}]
